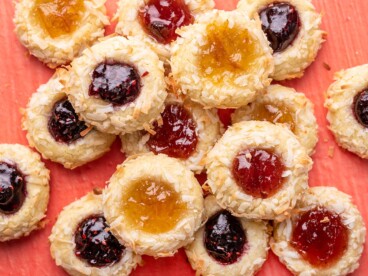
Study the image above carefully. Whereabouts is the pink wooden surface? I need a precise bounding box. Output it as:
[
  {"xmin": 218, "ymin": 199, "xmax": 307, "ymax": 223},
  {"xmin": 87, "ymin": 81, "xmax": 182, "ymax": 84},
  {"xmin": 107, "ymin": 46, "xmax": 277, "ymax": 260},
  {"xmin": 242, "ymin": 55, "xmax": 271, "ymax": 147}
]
[{"xmin": 0, "ymin": 0, "xmax": 367, "ymax": 275}]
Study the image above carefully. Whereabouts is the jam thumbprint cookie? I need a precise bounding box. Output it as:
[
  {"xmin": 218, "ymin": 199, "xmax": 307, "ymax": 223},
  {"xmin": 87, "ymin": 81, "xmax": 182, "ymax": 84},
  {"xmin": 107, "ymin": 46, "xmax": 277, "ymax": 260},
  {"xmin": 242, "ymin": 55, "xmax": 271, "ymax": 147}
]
[
  {"xmin": 171, "ymin": 10, "xmax": 274, "ymax": 108},
  {"xmin": 185, "ymin": 196, "xmax": 270, "ymax": 276},
  {"xmin": 206, "ymin": 121, "xmax": 312, "ymax": 220},
  {"xmin": 0, "ymin": 144, "xmax": 50, "ymax": 242},
  {"xmin": 272, "ymin": 187, "xmax": 366, "ymax": 275},
  {"xmin": 103, "ymin": 154, "xmax": 204, "ymax": 257},
  {"xmin": 325, "ymin": 64, "xmax": 368, "ymax": 159},
  {"xmin": 237, "ymin": 0, "xmax": 325, "ymax": 80},
  {"xmin": 50, "ymin": 192, "xmax": 141, "ymax": 276},
  {"xmin": 115, "ymin": 0, "xmax": 214, "ymax": 60},
  {"xmin": 67, "ymin": 36, "xmax": 167, "ymax": 135},
  {"xmin": 232, "ymin": 84, "xmax": 318, "ymax": 156},
  {"xmin": 14, "ymin": 0, "xmax": 109, "ymax": 68},
  {"xmin": 120, "ymin": 94, "xmax": 223, "ymax": 173},
  {"xmin": 22, "ymin": 70, "xmax": 116, "ymax": 169}
]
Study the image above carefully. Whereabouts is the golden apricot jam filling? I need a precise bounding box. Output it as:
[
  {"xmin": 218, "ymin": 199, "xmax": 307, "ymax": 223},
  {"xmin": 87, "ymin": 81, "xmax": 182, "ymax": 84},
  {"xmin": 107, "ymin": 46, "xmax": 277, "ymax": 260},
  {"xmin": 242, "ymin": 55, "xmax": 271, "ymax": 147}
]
[
  {"xmin": 121, "ymin": 179, "xmax": 187, "ymax": 234},
  {"xmin": 33, "ymin": 0, "xmax": 85, "ymax": 38},
  {"xmin": 248, "ymin": 102, "xmax": 295, "ymax": 132},
  {"xmin": 199, "ymin": 22, "xmax": 261, "ymax": 82}
]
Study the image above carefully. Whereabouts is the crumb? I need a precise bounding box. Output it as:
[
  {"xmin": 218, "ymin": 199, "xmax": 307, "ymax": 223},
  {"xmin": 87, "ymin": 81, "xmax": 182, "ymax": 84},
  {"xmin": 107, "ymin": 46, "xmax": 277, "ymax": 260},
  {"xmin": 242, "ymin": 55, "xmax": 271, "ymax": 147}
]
[
  {"xmin": 93, "ymin": 187, "xmax": 103, "ymax": 195},
  {"xmin": 320, "ymin": 216, "xmax": 330, "ymax": 223},
  {"xmin": 323, "ymin": 62, "xmax": 331, "ymax": 71},
  {"xmin": 143, "ymin": 123, "xmax": 156, "ymax": 135},
  {"xmin": 328, "ymin": 146, "xmax": 335, "ymax": 158},
  {"xmin": 80, "ymin": 125, "xmax": 93, "ymax": 137},
  {"xmin": 37, "ymin": 218, "xmax": 50, "ymax": 229},
  {"xmin": 323, "ymin": 138, "xmax": 329, "ymax": 143}
]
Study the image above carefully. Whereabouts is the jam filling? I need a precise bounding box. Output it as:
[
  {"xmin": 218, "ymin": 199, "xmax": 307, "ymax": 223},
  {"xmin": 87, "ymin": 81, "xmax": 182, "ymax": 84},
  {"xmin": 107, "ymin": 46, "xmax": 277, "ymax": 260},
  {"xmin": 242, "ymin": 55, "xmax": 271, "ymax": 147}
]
[
  {"xmin": 48, "ymin": 98, "xmax": 88, "ymax": 144},
  {"xmin": 353, "ymin": 89, "xmax": 368, "ymax": 128},
  {"xmin": 248, "ymin": 102, "xmax": 295, "ymax": 132},
  {"xmin": 259, "ymin": 2, "xmax": 301, "ymax": 53},
  {"xmin": 33, "ymin": 0, "xmax": 85, "ymax": 38},
  {"xmin": 199, "ymin": 21, "xmax": 260, "ymax": 82},
  {"xmin": 121, "ymin": 179, "xmax": 187, "ymax": 234},
  {"xmin": 89, "ymin": 62, "xmax": 141, "ymax": 106},
  {"xmin": 147, "ymin": 104, "xmax": 198, "ymax": 159},
  {"xmin": 74, "ymin": 215, "xmax": 124, "ymax": 267},
  {"xmin": 291, "ymin": 206, "xmax": 349, "ymax": 268},
  {"xmin": 204, "ymin": 210, "xmax": 247, "ymax": 265},
  {"xmin": 232, "ymin": 148, "xmax": 285, "ymax": 199},
  {"xmin": 0, "ymin": 162, "xmax": 26, "ymax": 214},
  {"xmin": 138, "ymin": 0, "xmax": 194, "ymax": 44}
]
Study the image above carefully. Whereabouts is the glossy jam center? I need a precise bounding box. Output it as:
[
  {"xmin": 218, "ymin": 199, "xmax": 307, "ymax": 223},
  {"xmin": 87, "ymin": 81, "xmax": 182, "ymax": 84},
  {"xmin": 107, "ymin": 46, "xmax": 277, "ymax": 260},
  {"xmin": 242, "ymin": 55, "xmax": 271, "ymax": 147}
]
[
  {"xmin": 33, "ymin": 0, "xmax": 85, "ymax": 38},
  {"xmin": 259, "ymin": 2, "xmax": 301, "ymax": 53},
  {"xmin": 121, "ymin": 179, "xmax": 187, "ymax": 234},
  {"xmin": 232, "ymin": 148, "xmax": 285, "ymax": 199},
  {"xmin": 74, "ymin": 215, "xmax": 124, "ymax": 267},
  {"xmin": 248, "ymin": 102, "xmax": 295, "ymax": 132},
  {"xmin": 353, "ymin": 89, "xmax": 368, "ymax": 128},
  {"xmin": 48, "ymin": 98, "xmax": 88, "ymax": 144},
  {"xmin": 291, "ymin": 207, "xmax": 349, "ymax": 268},
  {"xmin": 199, "ymin": 21, "xmax": 260, "ymax": 82},
  {"xmin": 89, "ymin": 62, "xmax": 141, "ymax": 106},
  {"xmin": 138, "ymin": 0, "xmax": 194, "ymax": 44},
  {"xmin": 147, "ymin": 104, "xmax": 198, "ymax": 159},
  {"xmin": 0, "ymin": 162, "xmax": 26, "ymax": 214},
  {"xmin": 204, "ymin": 210, "xmax": 247, "ymax": 265}
]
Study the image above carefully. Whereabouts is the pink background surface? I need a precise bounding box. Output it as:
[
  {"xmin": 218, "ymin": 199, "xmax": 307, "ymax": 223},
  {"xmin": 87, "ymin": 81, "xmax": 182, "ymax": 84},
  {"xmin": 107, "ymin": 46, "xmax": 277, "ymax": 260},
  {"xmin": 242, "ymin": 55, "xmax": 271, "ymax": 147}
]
[{"xmin": 0, "ymin": 0, "xmax": 368, "ymax": 275}]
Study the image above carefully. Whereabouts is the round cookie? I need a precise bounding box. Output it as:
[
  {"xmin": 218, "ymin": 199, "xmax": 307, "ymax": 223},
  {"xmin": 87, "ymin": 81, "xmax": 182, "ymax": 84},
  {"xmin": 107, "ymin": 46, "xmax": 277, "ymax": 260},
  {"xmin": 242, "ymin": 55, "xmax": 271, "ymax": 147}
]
[
  {"xmin": 206, "ymin": 121, "xmax": 313, "ymax": 220},
  {"xmin": 0, "ymin": 144, "xmax": 50, "ymax": 242},
  {"xmin": 14, "ymin": 0, "xmax": 109, "ymax": 68},
  {"xmin": 120, "ymin": 93, "xmax": 223, "ymax": 173},
  {"xmin": 67, "ymin": 36, "xmax": 167, "ymax": 135},
  {"xmin": 232, "ymin": 84, "xmax": 318, "ymax": 156},
  {"xmin": 271, "ymin": 186, "xmax": 366, "ymax": 276},
  {"xmin": 115, "ymin": 0, "xmax": 214, "ymax": 60},
  {"xmin": 22, "ymin": 69, "xmax": 116, "ymax": 169},
  {"xmin": 103, "ymin": 154, "xmax": 204, "ymax": 257},
  {"xmin": 325, "ymin": 64, "xmax": 368, "ymax": 159},
  {"xmin": 49, "ymin": 192, "xmax": 141, "ymax": 276},
  {"xmin": 237, "ymin": 0, "xmax": 325, "ymax": 80},
  {"xmin": 185, "ymin": 196, "xmax": 270, "ymax": 276},
  {"xmin": 171, "ymin": 9, "xmax": 274, "ymax": 108}
]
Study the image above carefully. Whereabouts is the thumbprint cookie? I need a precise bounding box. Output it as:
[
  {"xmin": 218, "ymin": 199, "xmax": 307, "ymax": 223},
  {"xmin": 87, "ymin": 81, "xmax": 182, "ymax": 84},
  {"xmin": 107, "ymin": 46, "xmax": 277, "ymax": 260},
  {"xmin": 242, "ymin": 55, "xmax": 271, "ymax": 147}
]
[
  {"xmin": 14, "ymin": 0, "xmax": 109, "ymax": 68},
  {"xmin": 103, "ymin": 154, "xmax": 204, "ymax": 257},
  {"xmin": 22, "ymin": 69, "xmax": 116, "ymax": 169},
  {"xmin": 0, "ymin": 144, "xmax": 49, "ymax": 241},
  {"xmin": 171, "ymin": 10, "xmax": 274, "ymax": 108},
  {"xmin": 237, "ymin": 0, "xmax": 325, "ymax": 80},
  {"xmin": 206, "ymin": 121, "xmax": 312, "ymax": 220},
  {"xmin": 271, "ymin": 186, "xmax": 366, "ymax": 275}
]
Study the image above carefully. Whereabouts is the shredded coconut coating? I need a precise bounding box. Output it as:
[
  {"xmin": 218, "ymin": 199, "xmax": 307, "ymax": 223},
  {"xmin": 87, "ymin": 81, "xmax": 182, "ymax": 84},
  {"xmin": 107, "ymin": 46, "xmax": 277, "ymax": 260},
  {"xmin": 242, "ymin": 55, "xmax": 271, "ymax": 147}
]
[
  {"xmin": 0, "ymin": 144, "xmax": 50, "ymax": 242},
  {"xmin": 206, "ymin": 121, "xmax": 313, "ymax": 220},
  {"xmin": 171, "ymin": 10, "xmax": 274, "ymax": 108},
  {"xmin": 271, "ymin": 186, "xmax": 366, "ymax": 276},
  {"xmin": 66, "ymin": 36, "xmax": 167, "ymax": 135},
  {"xmin": 232, "ymin": 84, "xmax": 318, "ymax": 156},
  {"xmin": 14, "ymin": 0, "xmax": 109, "ymax": 69},
  {"xmin": 103, "ymin": 153, "xmax": 204, "ymax": 257},
  {"xmin": 49, "ymin": 192, "xmax": 141, "ymax": 276},
  {"xmin": 120, "ymin": 93, "xmax": 223, "ymax": 173},
  {"xmin": 237, "ymin": 0, "xmax": 325, "ymax": 80},
  {"xmin": 22, "ymin": 69, "xmax": 116, "ymax": 169},
  {"xmin": 325, "ymin": 64, "xmax": 368, "ymax": 159},
  {"xmin": 115, "ymin": 0, "xmax": 214, "ymax": 61},
  {"xmin": 185, "ymin": 196, "xmax": 270, "ymax": 276}
]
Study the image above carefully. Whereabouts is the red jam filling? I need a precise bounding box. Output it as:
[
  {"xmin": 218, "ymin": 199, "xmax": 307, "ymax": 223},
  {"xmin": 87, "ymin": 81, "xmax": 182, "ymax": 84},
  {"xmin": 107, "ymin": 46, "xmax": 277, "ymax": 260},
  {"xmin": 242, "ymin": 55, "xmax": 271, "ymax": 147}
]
[
  {"xmin": 353, "ymin": 89, "xmax": 368, "ymax": 128},
  {"xmin": 48, "ymin": 98, "xmax": 88, "ymax": 144},
  {"xmin": 232, "ymin": 148, "xmax": 285, "ymax": 199},
  {"xmin": 147, "ymin": 103, "xmax": 198, "ymax": 159},
  {"xmin": 89, "ymin": 62, "xmax": 141, "ymax": 106},
  {"xmin": 74, "ymin": 215, "xmax": 124, "ymax": 267},
  {"xmin": 138, "ymin": 0, "xmax": 194, "ymax": 44},
  {"xmin": 259, "ymin": 2, "xmax": 301, "ymax": 53},
  {"xmin": 291, "ymin": 206, "xmax": 349, "ymax": 268},
  {"xmin": 204, "ymin": 210, "xmax": 247, "ymax": 265},
  {"xmin": 0, "ymin": 162, "xmax": 26, "ymax": 214}
]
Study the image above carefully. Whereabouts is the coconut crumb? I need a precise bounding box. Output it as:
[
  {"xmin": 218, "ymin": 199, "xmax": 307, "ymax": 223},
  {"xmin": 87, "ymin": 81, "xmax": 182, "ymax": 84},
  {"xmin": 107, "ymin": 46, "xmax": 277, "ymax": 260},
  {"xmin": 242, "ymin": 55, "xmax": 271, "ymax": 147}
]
[
  {"xmin": 143, "ymin": 123, "xmax": 156, "ymax": 135},
  {"xmin": 93, "ymin": 187, "xmax": 103, "ymax": 195},
  {"xmin": 320, "ymin": 216, "xmax": 330, "ymax": 223},
  {"xmin": 37, "ymin": 218, "xmax": 49, "ymax": 229},
  {"xmin": 157, "ymin": 116, "xmax": 163, "ymax": 127},
  {"xmin": 328, "ymin": 146, "xmax": 335, "ymax": 158},
  {"xmin": 323, "ymin": 138, "xmax": 329, "ymax": 143},
  {"xmin": 80, "ymin": 125, "xmax": 93, "ymax": 137}
]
